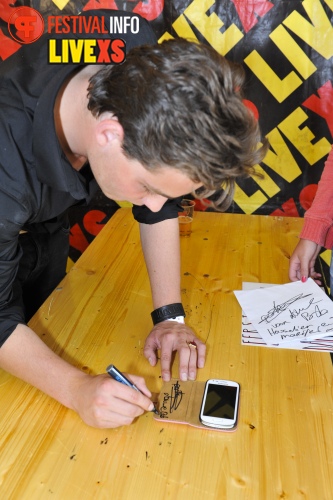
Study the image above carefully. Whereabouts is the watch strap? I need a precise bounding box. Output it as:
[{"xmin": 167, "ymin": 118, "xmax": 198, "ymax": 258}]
[{"xmin": 151, "ymin": 303, "xmax": 186, "ymax": 325}]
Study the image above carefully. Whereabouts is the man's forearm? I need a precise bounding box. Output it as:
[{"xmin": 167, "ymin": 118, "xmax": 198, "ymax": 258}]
[
  {"xmin": 0, "ymin": 324, "xmax": 156, "ymax": 427},
  {"xmin": 140, "ymin": 218, "xmax": 207, "ymax": 381},
  {"xmin": 0, "ymin": 323, "xmax": 87, "ymax": 410},
  {"xmin": 139, "ymin": 218, "xmax": 181, "ymax": 309}
]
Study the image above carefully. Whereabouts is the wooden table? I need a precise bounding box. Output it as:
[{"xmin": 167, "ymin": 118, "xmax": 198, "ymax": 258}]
[{"xmin": 1, "ymin": 209, "xmax": 333, "ymax": 499}]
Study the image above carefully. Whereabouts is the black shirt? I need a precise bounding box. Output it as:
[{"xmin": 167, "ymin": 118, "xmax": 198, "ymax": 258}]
[{"xmin": 0, "ymin": 10, "xmax": 180, "ymax": 345}]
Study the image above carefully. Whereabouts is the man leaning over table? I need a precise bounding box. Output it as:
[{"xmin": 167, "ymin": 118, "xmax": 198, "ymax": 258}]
[{"xmin": 0, "ymin": 10, "xmax": 267, "ymax": 428}]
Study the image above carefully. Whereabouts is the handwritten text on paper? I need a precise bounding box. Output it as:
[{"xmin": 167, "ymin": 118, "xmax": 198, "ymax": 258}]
[{"xmin": 234, "ymin": 279, "xmax": 333, "ymax": 345}]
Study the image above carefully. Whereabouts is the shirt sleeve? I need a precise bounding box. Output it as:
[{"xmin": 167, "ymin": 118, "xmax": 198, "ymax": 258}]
[
  {"xmin": 0, "ymin": 217, "xmax": 27, "ymax": 347},
  {"xmin": 132, "ymin": 198, "xmax": 182, "ymax": 224},
  {"xmin": 300, "ymin": 145, "xmax": 333, "ymax": 249}
]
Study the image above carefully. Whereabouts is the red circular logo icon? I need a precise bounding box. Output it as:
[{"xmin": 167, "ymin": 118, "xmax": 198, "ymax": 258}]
[{"xmin": 8, "ymin": 7, "xmax": 44, "ymax": 44}]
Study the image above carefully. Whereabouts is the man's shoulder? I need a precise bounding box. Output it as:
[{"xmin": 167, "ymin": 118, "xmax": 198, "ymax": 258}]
[
  {"xmin": 0, "ymin": 103, "xmax": 37, "ymax": 209},
  {"xmin": 0, "ymin": 102, "xmax": 33, "ymax": 155}
]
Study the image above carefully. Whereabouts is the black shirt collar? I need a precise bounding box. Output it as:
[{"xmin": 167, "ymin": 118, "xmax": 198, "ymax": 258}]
[{"xmin": 32, "ymin": 64, "xmax": 89, "ymax": 200}]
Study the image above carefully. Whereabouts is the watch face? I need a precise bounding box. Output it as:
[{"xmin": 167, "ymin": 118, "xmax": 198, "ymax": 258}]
[{"xmin": 166, "ymin": 316, "xmax": 185, "ymax": 323}]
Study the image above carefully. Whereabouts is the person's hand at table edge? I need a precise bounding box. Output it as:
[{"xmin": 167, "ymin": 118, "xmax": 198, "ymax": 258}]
[
  {"xmin": 143, "ymin": 321, "xmax": 206, "ymax": 382},
  {"xmin": 289, "ymin": 238, "xmax": 322, "ymax": 285}
]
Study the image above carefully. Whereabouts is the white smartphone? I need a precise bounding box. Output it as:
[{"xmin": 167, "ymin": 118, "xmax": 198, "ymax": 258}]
[{"xmin": 199, "ymin": 379, "xmax": 240, "ymax": 429}]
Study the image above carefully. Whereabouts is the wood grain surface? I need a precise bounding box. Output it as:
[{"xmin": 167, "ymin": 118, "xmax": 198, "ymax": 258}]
[{"xmin": 0, "ymin": 209, "xmax": 332, "ymax": 499}]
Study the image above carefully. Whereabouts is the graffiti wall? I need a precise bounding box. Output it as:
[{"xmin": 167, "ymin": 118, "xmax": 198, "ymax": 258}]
[{"xmin": 1, "ymin": 0, "xmax": 332, "ymax": 275}]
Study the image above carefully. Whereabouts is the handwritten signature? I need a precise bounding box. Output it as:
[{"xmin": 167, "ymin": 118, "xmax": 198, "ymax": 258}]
[
  {"xmin": 159, "ymin": 381, "xmax": 184, "ymax": 419},
  {"xmin": 259, "ymin": 293, "xmax": 314, "ymax": 324},
  {"xmin": 289, "ymin": 298, "xmax": 327, "ymax": 321}
]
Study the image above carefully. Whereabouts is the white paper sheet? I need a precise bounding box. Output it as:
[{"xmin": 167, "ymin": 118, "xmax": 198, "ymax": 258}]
[{"xmin": 234, "ymin": 279, "xmax": 333, "ymax": 346}]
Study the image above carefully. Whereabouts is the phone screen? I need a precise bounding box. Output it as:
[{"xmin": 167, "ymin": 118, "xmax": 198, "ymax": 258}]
[{"xmin": 202, "ymin": 384, "xmax": 237, "ymax": 420}]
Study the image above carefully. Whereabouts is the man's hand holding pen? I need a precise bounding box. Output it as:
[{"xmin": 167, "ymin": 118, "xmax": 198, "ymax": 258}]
[{"xmin": 72, "ymin": 372, "xmax": 155, "ymax": 429}]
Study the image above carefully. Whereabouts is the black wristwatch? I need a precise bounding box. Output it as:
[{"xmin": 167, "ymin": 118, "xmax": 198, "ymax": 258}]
[{"xmin": 151, "ymin": 303, "xmax": 186, "ymax": 325}]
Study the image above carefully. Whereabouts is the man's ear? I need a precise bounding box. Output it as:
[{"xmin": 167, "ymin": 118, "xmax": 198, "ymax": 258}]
[{"xmin": 95, "ymin": 117, "xmax": 124, "ymax": 147}]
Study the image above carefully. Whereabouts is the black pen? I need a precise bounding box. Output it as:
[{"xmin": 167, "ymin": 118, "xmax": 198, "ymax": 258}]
[{"xmin": 106, "ymin": 364, "xmax": 159, "ymax": 415}]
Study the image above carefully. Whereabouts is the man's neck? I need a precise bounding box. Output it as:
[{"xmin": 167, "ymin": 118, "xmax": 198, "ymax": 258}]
[{"xmin": 54, "ymin": 65, "xmax": 102, "ymax": 171}]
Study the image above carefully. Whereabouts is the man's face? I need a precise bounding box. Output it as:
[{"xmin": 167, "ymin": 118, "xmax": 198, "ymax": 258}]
[{"xmin": 88, "ymin": 146, "xmax": 202, "ymax": 213}]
